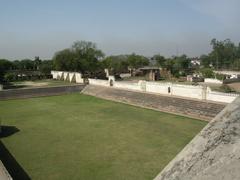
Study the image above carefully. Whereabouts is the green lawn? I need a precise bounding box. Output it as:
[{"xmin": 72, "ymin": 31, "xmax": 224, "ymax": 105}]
[{"xmin": 0, "ymin": 94, "xmax": 206, "ymax": 180}]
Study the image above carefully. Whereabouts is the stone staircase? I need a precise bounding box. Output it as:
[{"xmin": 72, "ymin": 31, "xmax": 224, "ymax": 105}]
[{"xmin": 82, "ymin": 85, "xmax": 226, "ymax": 121}]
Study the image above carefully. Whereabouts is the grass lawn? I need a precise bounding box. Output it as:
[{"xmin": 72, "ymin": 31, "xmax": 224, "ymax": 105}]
[{"xmin": 0, "ymin": 93, "xmax": 207, "ymax": 180}]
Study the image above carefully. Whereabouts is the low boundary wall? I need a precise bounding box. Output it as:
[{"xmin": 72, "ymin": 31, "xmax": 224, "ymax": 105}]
[
  {"xmin": 111, "ymin": 81, "xmax": 238, "ymax": 103},
  {"xmin": 50, "ymin": 70, "xmax": 238, "ymax": 103},
  {"xmin": 88, "ymin": 79, "xmax": 109, "ymax": 87},
  {"xmin": 0, "ymin": 85, "xmax": 85, "ymax": 100}
]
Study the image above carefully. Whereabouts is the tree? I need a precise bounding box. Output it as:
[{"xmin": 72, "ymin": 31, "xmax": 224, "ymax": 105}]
[
  {"xmin": 0, "ymin": 59, "xmax": 13, "ymax": 82},
  {"xmin": 153, "ymin": 54, "xmax": 166, "ymax": 68},
  {"xmin": 101, "ymin": 55, "xmax": 129, "ymax": 74},
  {"xmin": 200, "ymin": 68, "xmax": 214, "ymax": 78},
  {"xmin": 209, "ymin": 38, "xmax": 236, "ymax": 69},
  {"xmin": 34, "ymin": 56, "xmax": 42, "ymax": 70},
  {"xmin": 53, "ymin": 41, "xmax": 104, "ymax": 74},
  {"xmin": 53, "ymin": 49, "xmax": 76, "ymax": 71},
  {"xmin": 200, "ymin": 55, "xmax": 211, "ymax": 68},
  {"xmin": 18, "ymin": 59, "xmax": 34, "ymax": 70},
  {"xmin": 127, "ymin": 53, "xmax": 149, "ymax": 69},
  {"xmin": 39, "ymin": 60, "xmax": 53, "ymax": 74}
]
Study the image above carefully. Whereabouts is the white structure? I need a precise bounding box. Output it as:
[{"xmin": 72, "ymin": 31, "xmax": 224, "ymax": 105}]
[
  {"xmin": 214, "ymin": 70, "xmax": 240, "ymax": 79},
  {"xmin": 68, "ymin": 72, "xmax": 76, "ymax": 83},
  {"xmin": 51, "ymin": 71, "xmax": 84, "ymax": 83},
  {"xmin": 190, "ymin": 58, "xmax": 201, "ymax": 66},
  {"xmin": 51, "ymin": 71, "xmax": 58, "ymax": 79},
  {"xmin": 75, "ymin": 73, "xmax": 84, "ymax": 83},
  {"xmin": 204, "ymin": 78, "xmax": 223, "ymax": 84},
  {"xmin": 120, "ymin": 73, "xmax": 131, "ymax": 78},
  {"xmin": 63, "ymin": 72, "xmax": 69, "ymax": 81},
  {"xmin": 88, "ymin": 78, "xmax": 109, "ymax": 86},
  {"xmin": 104, "ymin": 69, "xmax": 110, "ymax": 78},
  {"xmin": 87, "ymin": 78, "xmax": 238, "ymax": 103},
  {"xmin": 0, "ymin": 84, "xmax": 3, "ymax": 91},
  {"xmin": 51, "ymin": 70, "xmax": 238, "ymax": 103}
]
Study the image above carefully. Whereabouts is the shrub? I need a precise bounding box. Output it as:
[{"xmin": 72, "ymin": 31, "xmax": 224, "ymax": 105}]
[
  {"xmin": 200, "ymin": 68, "xmax": 214, "ymax": 78},
  {"xmin": 4, "ymin": 73, "xmax": 16, "ymax": 82}
]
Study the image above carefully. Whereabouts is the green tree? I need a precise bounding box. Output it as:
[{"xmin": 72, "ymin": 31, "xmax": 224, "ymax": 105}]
[
  {"xmin": 127, "ymin": 53, "xmax": 149, "ymax": 69},
  {"xmin": 0, "ymin": 59, "xmax": 13, "ymax": 82},
  {"xmin": 200, "ymin": 55, "xmax": 211, "ymax": 68},
  {"xmin": 200, "ymin": 68, "xmax": 214, "ymax": 78},
  {"xmin": 53, "ymin": 41, "xmax": 104, "ymax": 74},
  {"xmin": 153, "ymin": 54, "xmax": 166, "ymax": 68},
  {"xmin": 39, "ymin": 60, "xmax": 53, "ymax": 74}
]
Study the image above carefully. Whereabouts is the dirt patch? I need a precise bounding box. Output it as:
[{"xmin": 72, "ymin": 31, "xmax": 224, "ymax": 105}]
[
  {"xmin": 19, "ymin": 81, "xmax": 49, "ymax": 87},
  {"xmin": 227, "ymin": 82, "xmax": 240, "ymax": 92}
]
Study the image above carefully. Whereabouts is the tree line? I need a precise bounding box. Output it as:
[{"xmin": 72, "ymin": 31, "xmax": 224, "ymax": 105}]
[
  {"xmin": 201, "ymin": 39, "xmax": 240, "ymax": 70},
  {"xmin": 0, "ymin": 57, "xmax": 53, "ymax": 82},
  {"xmin": 1, "ymin": 38, "xmax": 240, "ymax": 83}
]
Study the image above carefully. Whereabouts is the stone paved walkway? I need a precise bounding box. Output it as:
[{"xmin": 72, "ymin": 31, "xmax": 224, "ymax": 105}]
[{"xmin": 82, "ymin": 85, "xmax": 226, "ymax": 121}]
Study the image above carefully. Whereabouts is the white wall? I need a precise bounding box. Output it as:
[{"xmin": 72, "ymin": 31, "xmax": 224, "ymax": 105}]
[
  {"xmin": 51, "ymin": 70, "xmax": 238, "ymax": 103},
  {"xmin": 206, "ymin": 88, "xmax": 238, "ymax": 103},
  {"xmin": 68, "ymin": 73, "xmax": 76, "ymax": 83},
  {"xmin": 51, "ymin": 71, "xmax": 84, "ymax": 83},
  {"xmin": 205, "ymin": 78, "xmax": 223, "ymax": 84},
  {"xmin": 75, "ymin": 73, "xmax": 84, "ymax": 83},
  {"xmin": 51, "ymin": 71, "xmax": 58, "ymax": 79},
  {"xmin": 114, "ymin": 82, "xmax": 142, "ymax": 91},
  {"xmin": 57, "ymin": 71, "xmax": 64, "ymax": 80},
  {"xmin": 146, "ymin": 82, "xmax": 171, "ymax": 95},
  {"xmin": 63, "ymin": 72, "xmax": 69, "ymax": 81},
  {"xmin": 172, "ymin": 84, "xmax": 204, "ymax": 100},
  {"xmin": 88, "ymin": 79, "xmax": 109, "ymax": 86}
]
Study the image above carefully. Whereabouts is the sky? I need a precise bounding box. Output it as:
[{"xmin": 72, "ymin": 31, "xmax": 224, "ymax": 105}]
[{"xmin": 0, "ymin": 0, "xmax": 240, "ymax": 60}]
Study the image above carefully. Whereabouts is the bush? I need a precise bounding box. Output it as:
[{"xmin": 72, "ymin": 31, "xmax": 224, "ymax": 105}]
[
  {"xmin": 4, "ymin": 73, "xmax": 16, "ymax": 82},
  {"xmin": 200, "ymin": 68, "xmax": 214, "ymax": 78},
  {"xmin": 215, "ymin": 73, "xmax": 226, "ymax": 80}
]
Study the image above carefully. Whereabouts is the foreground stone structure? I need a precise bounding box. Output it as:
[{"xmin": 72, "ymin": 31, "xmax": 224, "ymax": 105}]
[
  {"xmin": 0, "ymin": 161, "xmax": 12, "ymax": 180},
  {"xmin": 0, "ymin": 85, "xmax": 85, "ymax": 100},
  {"xmin": 154, "ymin": 96, "xmax": 240, "ymax": 180},
  {"xmin": 82, "ymin": 85, "xmax": 225, "ymax": 120}
]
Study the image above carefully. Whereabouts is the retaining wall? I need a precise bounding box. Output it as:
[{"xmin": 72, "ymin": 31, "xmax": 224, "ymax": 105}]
[
  {"xmin": 114, "ymin": 81, "xmax": 142, "ymax": 91},
  {"xmin": 88, "ymin": 79, "xmax": 109, "ymax": 86},
  {"xmin": 50, "ymin": 70, "xmax": 238, "ymax": 103},
  {"xmin": 113, "ymin": 81, "xmax": 237, "ymax": 103},
  {"xmin": 206, "ymin": 88, "xmax": 238, "ymax": 103},
  {"xmin": 204, "ymin": 78, "xmax": 223, "ymax": 84},
  {"xmin": 0, "ymin": 85, "xmax": 85, "ymax": 100}
]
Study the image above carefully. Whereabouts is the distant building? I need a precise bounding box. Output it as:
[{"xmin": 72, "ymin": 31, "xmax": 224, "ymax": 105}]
[
  {"xmin": 214, "ymin": 70, "xmax": 240, "ymax": 79},
  {"xmin": 190, "ymin": 58, "xmax": 201, "ymax": 66},
  {"xmin": 138, "ymin": 67, "xmax": 160, "ymax": 81}
]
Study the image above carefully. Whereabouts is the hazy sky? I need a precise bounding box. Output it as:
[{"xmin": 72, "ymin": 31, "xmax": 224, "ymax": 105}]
[{"xmin": 1, "ymin": 0, "xmax": 240, "ymax": 60}]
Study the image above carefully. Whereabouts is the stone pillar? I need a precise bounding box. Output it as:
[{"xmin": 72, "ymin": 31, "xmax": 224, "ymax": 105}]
[
  {"xmin": 104, "ymin": 69, "xmax": 110, "ymax": 78},
  {"xmin": 108, "ymin": 76, "xmax": 115, "ymax": 86},
  {"xmin": 202, "ymin": 85, "xmax": 207, "ymax": 100},
  {"xmin": 0, "ymin": 84, "xmax": 3, "ymax": 91},
  {"xmin": 139, "ymin": 80, "xmax": 146, "ymax": 92}
]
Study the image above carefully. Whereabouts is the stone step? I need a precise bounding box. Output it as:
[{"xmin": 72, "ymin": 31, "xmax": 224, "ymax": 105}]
[{"xmin": 82, "ymin": 85, "xmax": 226, "ymax": 121}]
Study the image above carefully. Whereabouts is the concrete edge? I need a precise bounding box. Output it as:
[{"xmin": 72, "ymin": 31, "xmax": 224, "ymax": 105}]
[{"xmin": 0, "ymin": 161, "xmax": 12, "ymax": 180}]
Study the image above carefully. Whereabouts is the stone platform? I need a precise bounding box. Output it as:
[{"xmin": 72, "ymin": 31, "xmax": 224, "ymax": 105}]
[{"xmin": 82, "ymin": 85, "xmax": 226, "ymax": 121}]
